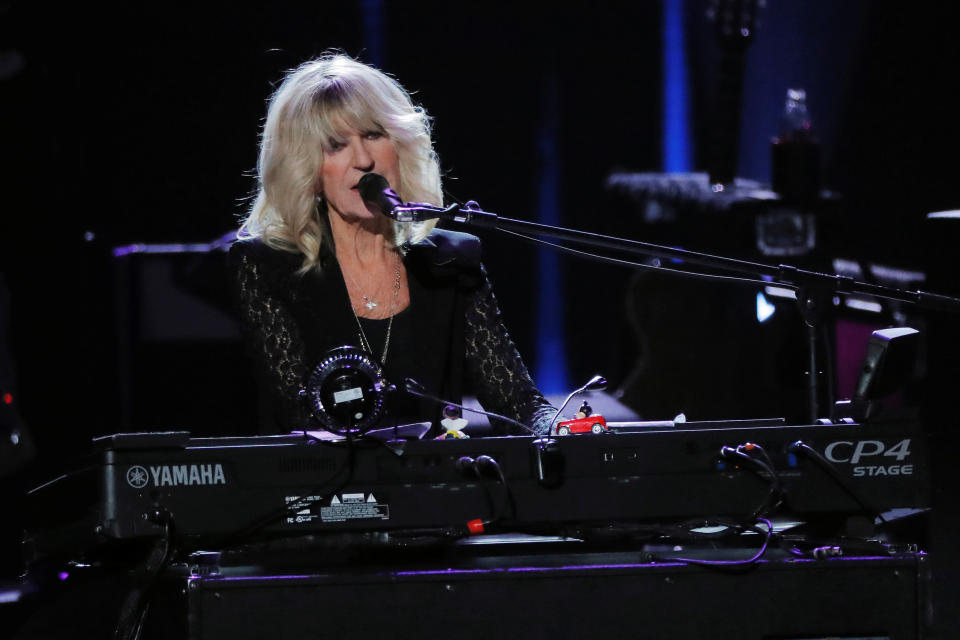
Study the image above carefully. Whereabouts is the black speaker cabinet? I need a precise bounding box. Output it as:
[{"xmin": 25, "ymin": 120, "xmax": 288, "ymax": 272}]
[
  {"xmin": 148, "ymin": 548, "xmax": 929, "ymax": 640},
  {"xmin": 113, "ymin": 248, "xmax": 260, "ymax": 436}
]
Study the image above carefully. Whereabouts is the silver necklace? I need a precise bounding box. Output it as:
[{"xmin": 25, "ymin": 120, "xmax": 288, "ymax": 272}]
[
  {"xmin": 343, "ymin": 255, "xmax": 393, "ymax": 311},
  {"xmin": 350, "ymin": 263, "xmax": 401, "ymax": 364}
]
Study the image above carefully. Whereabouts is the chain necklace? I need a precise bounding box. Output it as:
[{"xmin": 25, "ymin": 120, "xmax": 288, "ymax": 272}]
[
  {"xmin": 342, "ymin": 251, "xmax": 396, "ymax": 312},
  {"xmin": 349, "ymin": 262, "xmax": 402, "ymax": 364}
]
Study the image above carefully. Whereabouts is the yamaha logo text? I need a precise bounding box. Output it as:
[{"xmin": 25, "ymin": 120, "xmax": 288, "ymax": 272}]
[{"xmin": 126, "ymin": 464, "xmax": 227, "ymax": 488}]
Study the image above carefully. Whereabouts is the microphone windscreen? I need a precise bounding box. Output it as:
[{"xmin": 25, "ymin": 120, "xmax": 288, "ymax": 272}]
[
  {"xmin": 357, "ymin": 173, "xmax": 405, "ymax": 217},
  {"xmin": 357, "ymin": 172, "xmax": 389, "ymax": 203}
]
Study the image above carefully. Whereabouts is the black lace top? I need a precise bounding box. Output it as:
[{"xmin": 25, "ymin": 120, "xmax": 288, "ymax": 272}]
[{"xmin": 227, "ymin": 229, "xmax": 554, "ymax": 436}]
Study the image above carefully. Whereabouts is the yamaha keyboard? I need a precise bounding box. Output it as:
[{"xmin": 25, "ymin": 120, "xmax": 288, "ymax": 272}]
[{"xmin": 24, "ymin": 420, "xmax": 929, "ymax": 557}]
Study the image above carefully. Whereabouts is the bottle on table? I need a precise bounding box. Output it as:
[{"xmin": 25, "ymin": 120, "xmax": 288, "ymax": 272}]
[{"xmin": 771, "ymin": 88, "xmax": 821, "ymax": 203}]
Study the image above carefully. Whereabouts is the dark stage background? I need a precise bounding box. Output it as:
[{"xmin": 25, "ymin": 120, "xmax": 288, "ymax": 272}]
[
  {"xmin": 2, "ymin": 1, "xmax": 960, "ymax": 630},
  {"xmin": 0, "ymin": 0, "xmax": 667, "ymax": 454}
]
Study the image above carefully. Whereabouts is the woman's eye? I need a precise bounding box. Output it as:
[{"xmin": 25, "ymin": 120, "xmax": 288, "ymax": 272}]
[
  {"xmin": 327, "ymin": 140, "xmax": 346, "ymax": 152},
  {"xmin": 364, "ymin": 131, "xmax": 384, "ymax": 140}
]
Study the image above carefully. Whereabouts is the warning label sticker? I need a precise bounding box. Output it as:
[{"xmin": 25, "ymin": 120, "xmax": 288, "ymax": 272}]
[
  {"xmin": 321, "ymin": 492, "xmax": 390, "ymax": 522},
  {"xmin": 283, "ymin": 492, "xmax": 389, "ymax": 525}
]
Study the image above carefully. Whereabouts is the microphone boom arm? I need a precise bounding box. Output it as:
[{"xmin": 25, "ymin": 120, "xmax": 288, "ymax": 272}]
[
  {"xmin": 399, "ymin": 201, "xmax": 960, "ymax": 313},
  {"xmin": 361, "ymin": 171, "xmax": 960, "ymax": 422}
]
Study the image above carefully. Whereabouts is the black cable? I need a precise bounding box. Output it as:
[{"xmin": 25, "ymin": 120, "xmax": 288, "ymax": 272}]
[
  {"xmin": 719, "ymin": 445, "xmax": 782, "ymax": 520},
  {"xmin": 403, "ymin": 382, "xmax": 537, "ymax": 436},
  {"xmin": 788, "ymin": 440, "xmax": 888, "ymax": 525},
  {"xmin": 113, "ymin": 519, "xmax": 174, "ymax": 640},
  {"xmin": 738, "ymin": 442, "xmax": 776, "ymax": 472},
  {"xmin": 26, "ymin": 464, "xmax": 99, "ymax": 496},
  {"xmin": 735, "ymin": 442, "xmax": 785, "ymax": 518},
  {"xmin": 453, "ymin": 454, "xmax": 513, "ymax": 534},
  {"xmin": 213, "ymin": 437, "xmax": 365, "ymax": 550},
  {"xmin": 496, "ymin": 228, "xmax": 787, "ymax": 290},
  {"xmin": 660, "ymin": 518, "xmax": 774, "ymax": 570},
  {"xmin": 386, "ymin": 455, "xmax": 513, "ymax": 540},
  {"xmin": 501, "ymin": 223, "xmax": 951, "ymax": 310},
  {"xmin": 480, "ymin": 455, "xmax": 514, "ymax": 527}
]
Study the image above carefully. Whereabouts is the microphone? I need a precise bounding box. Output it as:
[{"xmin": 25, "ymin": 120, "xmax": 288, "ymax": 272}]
[
  {"xmin": 357, "ymin": 173, "xmax": 404, "ymax": 218},
  {"xmin": 358, "ymin": 173, "xmax": 466, "ymax": 223},
  {"xmin": 547, "ymin": 374, "xmax": 607, "ymax": 433}
]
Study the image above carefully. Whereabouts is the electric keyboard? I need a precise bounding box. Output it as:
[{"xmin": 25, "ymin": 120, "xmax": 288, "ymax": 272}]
[{"xmin": 24, "ymin": 420, "xmax": 929, "ymax": 557}]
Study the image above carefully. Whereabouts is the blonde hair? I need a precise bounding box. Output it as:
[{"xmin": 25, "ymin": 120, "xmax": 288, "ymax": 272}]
[{"xmin": 238, "ymin": 53, "xmax": 441, "ymax": 270}]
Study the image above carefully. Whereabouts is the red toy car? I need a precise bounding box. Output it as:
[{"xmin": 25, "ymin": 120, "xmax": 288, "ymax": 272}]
[{"xmin": 554, "ymin": 414, "xmax": 608, "ymax": 436}]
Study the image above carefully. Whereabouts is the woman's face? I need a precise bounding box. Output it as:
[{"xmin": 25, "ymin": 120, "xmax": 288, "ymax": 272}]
[{"xmin": 319, "ymin": 127, "xmax": 400, "ymax": 223}]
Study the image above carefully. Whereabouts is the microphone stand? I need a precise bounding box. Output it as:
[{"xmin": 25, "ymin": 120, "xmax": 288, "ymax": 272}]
[{"xmin": 390, "ymin": 200, "xmax": 960, "ymax": 422}]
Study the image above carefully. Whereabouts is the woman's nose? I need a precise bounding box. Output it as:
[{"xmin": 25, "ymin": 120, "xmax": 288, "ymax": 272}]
[{"xmin": 352, "ymin": 138, "xmax": 375, "ymax": 171}]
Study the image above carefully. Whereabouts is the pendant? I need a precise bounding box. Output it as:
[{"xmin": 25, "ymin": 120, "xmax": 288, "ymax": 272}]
[{"xmin": 362, "ymin": 297, "xmax": 377, "ymax": 310}]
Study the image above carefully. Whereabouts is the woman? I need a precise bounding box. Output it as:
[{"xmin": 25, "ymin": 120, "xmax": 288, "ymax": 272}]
[{"xmin": 229, "ymin": 53, "xmax": 553, "ymax": 436}]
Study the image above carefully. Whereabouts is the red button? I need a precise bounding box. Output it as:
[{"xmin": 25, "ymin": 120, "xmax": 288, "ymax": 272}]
[{"xmin": 467, "ymin": 519, "xmax": 485, "ymax": 535}]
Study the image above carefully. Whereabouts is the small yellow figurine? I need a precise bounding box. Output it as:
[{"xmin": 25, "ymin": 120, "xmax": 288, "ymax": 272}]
[{"xmin": 437, "ymin": 404, "xmax": 470, "ymax": 439}]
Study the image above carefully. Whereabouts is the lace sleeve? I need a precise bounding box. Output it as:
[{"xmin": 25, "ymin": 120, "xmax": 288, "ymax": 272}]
[
  {"xmin": 464, "ymin": 265, "xmax": 555, "ymax": 435},
  {"xmin": 228, "ymin": 245, "xmax": 310, "ymax": 432}
]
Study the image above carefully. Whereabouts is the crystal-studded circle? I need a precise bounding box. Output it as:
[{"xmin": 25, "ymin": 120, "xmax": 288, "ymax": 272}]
[{"xmin": 306, "ymin": 346, "xmax": 388, "ymax": 436}]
